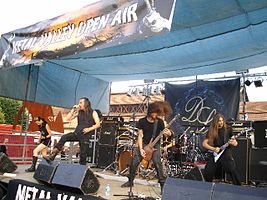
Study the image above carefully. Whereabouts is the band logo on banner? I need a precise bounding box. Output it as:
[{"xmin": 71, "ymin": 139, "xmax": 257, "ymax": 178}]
[
  {"xmin": 7, "ymin": 179, "xmax": 99, "ymax": 200},
  {"xmin": 165, "ymin": 78, "xmax": 240, "ymax": 133},
  {"xmin": 0, "ymin": 0, "xmax": 176, "ymax": 68}
]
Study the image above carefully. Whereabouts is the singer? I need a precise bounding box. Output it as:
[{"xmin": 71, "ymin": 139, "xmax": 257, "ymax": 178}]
[{"xmin": 44, "ymin": 97, "xmax": 100, "ymax": 165}]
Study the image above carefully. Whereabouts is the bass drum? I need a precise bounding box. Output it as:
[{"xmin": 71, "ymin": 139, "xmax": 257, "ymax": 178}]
[{"xmin": 118, "ymin": 150, "xmax": 133, "ymax": 173}]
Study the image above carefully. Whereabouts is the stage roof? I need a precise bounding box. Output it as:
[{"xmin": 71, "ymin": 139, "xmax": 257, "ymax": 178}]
[{"xmin": 1, "ymin": 0, "xmax": 267, "ymax": 111}]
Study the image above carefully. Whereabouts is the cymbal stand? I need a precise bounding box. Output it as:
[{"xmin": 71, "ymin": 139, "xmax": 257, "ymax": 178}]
[{"xmin": 187, "ymin": 127, "xmax": 205, "ymax": 162}]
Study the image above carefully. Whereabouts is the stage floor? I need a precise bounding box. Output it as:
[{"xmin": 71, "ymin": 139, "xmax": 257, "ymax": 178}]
[{"xmin": 1, "ymin": 163, "xmax": 161, "ymax": 200}]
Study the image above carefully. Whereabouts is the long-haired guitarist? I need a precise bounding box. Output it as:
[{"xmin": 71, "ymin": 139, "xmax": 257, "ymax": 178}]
[
  {"xmin": 121, "ymin": 102, "xmax": 172, "ymax": 193},
  {"xmin": 202, "ymin": 113, "xmax": 241, "ymax": 185}
]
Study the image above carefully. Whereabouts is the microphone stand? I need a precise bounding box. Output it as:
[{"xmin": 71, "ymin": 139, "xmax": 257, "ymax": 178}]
[{"xmin": 114, "ymin": 95, "xmax": 150, "ymax": 199}]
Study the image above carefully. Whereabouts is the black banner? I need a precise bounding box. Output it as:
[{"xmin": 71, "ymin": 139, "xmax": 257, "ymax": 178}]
[
  {"xmin": 165, "ymin": 78, "xmax": 240, "ymax": 135},
  {"xmin": 6, "ymin": 179, "xmax": 101, "ymax": 200}
]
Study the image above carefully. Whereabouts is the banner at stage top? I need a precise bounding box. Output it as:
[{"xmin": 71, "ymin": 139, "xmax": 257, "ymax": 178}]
[
  {"xmin": 165, "ymin": 78, "xmax": 240, "ymax": 134},
  {"xmin": 0, "ymin": 0, "xmax": 176, "ymax": 68}
]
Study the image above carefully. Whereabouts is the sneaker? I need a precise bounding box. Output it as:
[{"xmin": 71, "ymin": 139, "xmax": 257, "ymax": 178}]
[{"xmin": 121, "ymin": 181, "xmax": 133, "ymax": 188}]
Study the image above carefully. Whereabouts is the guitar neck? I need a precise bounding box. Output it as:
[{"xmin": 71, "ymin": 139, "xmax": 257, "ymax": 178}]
[
  {"xmin": 150, "ymin": 114, "xmax": 179, "ymax": 147},
  {"xmin": 219, "ymin": 129, "xmax": 249, "ymax": 150}
]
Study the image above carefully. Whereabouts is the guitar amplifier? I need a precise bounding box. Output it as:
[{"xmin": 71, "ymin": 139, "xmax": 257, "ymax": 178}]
[
  {"xmin": 253, "ymin": 121, "xmax": 267, "ymax": 148},
  {"xmin": 229, "ymin": 120, "xmax": 253, "ymax": 137},
  {"xmin": 225, "ymin": 138, "xmax": 251, "ymax": 184}
]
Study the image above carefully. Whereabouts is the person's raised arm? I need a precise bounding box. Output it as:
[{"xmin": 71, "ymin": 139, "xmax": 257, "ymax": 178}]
[{"xmin": 66, "ymin": 105, "xmax": 79, "ymax": 121}]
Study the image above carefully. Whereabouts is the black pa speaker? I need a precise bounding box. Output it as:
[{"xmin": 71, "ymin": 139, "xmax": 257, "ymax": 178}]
[
  {"xmin": 97, "ymin": 145, "xmax": 115, "ymax": 168},
  {"xmin": 0, "ymin": 152, "xmax": 17, "ymax": 173},
  {"xmin": 250, "ymin": 148, "xmax": 267, "ymax": 182},
  {"xmin": 99, "ymin": 122, "xmax": 117, "ymax": 145},
  {"xmin": 52, "ymin": 163, "xmax": 100, "ymax": 194},
  {"xmin": 162, "ymin": 178, "xmax": 212, "ymax": 200},
  {"xmin": 33, "ymin": 160, "xmax": 59, "ymax": 185},
  {"xmin": 253, "ymin": 120, "xmax": 267, "ymax": 148},
  {"xmin": 225, "ymin": 138, "xmax": 251, "ymax": 184}
]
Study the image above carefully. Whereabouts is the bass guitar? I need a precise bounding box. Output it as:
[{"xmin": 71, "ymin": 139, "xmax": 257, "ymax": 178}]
[{"xmin": 143, "ymin": 113, "xmax": 180, "ymax": 162}]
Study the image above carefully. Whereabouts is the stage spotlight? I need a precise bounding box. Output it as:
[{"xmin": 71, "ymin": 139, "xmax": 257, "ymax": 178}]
[
  {"xmin": 244, "ymin": 80, "xmax": 252, "ymax": 86},
  {"xmin": 254, "ymin": 80, "xmax": 263, "ymax": 87}
]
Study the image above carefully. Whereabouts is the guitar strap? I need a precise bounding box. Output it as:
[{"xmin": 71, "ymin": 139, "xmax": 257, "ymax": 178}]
[{"xmin": 152, "ymin": 119, "xmax": 158, "ymax": 139}]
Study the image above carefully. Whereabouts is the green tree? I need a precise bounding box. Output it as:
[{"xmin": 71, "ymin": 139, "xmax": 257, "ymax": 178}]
[
  {"xmin": 0, "ymin": 97, "xmax": 22, "ymax": 124},
  {"xmin": 0, "ymin": 106, "xmax": 5, "ymax": 123}
]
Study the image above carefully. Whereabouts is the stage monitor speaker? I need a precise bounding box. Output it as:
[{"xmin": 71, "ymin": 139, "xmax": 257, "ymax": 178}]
[
  {"xmin": 52, "ymin": 163, "xmax": 100, "ymax": 194},
  {"xmin": 162, "ymin": 178, "xmax": 212, "ymax": 200},
  {"xmin": 253, "ymin": 120, "xmax": 267, "ymax": 148},
  {"xmin": 225, "ymin": 138, "xmax": 251, "ymax": 184},
  {"xmin": 33, "ymin": 159, "xmax": 59, "ymax": 185},
  {"xmin": 0, "ymin": 152, "xmax": 17, "ymax": 173},
  {"xmin": 250, "ymin": 148, "xmax": 267, "ymax": 182},
  {"xmin": 183, "ymin": 166, "xmax": 205, "ymax": 181},
  {"xmin": 213, "ymin": 182, "xmax": 267, "ymax": 200},
  {"xmin": 98, "ymin": 122, "xmax": 117, "ymax": 145},
  {"xmin": 97, "ymin": 145, "xmax": 115, "ymax": 168}
]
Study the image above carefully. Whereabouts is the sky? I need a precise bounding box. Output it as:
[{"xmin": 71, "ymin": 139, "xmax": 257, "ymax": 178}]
[{"xmin": 0, "ymin": 0, "xmax": 267, "ymax": 102}]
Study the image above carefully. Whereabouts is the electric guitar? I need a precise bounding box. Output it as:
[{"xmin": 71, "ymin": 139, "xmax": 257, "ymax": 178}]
[
  {"xmin": 142, "ymin": 113, "xmax": 180, "ymax": 162},
  {"xmin": 212, "ymin": 127, "xmax": 253, "ymax": 163}
]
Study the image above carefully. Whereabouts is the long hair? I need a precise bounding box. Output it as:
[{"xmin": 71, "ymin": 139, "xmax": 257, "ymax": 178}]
[
  {"xmin": 207, "ymin": 113, "xmax": 227, "ymax": 144},
  {"xmin": 34, "ymin": 116, "xmax": 47, "ymax": 127},
  {"xmin": 157, "ymin": 101, "xmax": 173, "ymax": 116},
  {"xmin": 80, "ymin": 97, "xmax": 93, "ymax": 116},
  {"xmin": 147, "ymin": 102, "xmax": 161, "ymax": 116}
]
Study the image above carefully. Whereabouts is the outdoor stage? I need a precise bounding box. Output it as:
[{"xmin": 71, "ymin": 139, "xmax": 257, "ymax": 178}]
[{"xmin": 1, "ymin": 163, "xmax": 161, "ymax": 200}]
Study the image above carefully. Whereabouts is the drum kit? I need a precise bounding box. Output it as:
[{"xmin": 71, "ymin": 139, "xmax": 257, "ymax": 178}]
[{"xmin": 161, "ymin": 126, "xmax": 208, "ymax": 179}]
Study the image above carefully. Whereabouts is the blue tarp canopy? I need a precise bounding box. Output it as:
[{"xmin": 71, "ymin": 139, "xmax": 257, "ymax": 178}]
[
  {"xmin": 1, "ymin": 0, "xmax": 267, "ymax": 112},
  {"xmin": 50, "ymin": 0, "xmax": 267, "ymax": 81}
]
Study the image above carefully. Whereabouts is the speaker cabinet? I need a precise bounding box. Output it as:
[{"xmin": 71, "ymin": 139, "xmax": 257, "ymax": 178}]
[
  {"xmin": 162, "ymin": 178, "xmax": 212, "ymax": 200},
  {"xmin": 250, "ymin": 148, "xmax": 267, "ymax": 182},
  {"xmin": 253, "ymin": 121, "xmax": 267, "ymax": 148},
  {"xmin": 225, "ymin": 138, "xmax": 251, "ymax": 184},
  {"xmin": 52, "ymin": 163, "xmax": 99, "ymax": 194},
  {"xmin": 97, "ymin": 145, "xmax": 115, "ymax": 168},
  {"xmin": 0, "ymin": 152, "xmax": 17, "ymax": 173},
  {"xmin": 99, "ymin": 122, "xmax": 117, "ymax": 145},
  {"xmin": 33, "ymin": 160, "xmax": 59, "ymax": 184}
]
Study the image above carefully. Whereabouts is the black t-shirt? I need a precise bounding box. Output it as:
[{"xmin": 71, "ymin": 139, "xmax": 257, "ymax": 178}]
[
  {"xmin": 213, "ymin": 127, "xmax": 233, "ymax": 147},
  {"xmin": 39, "ymin": 123, "xmax": 49, "ymax": 138},
  {"xmin": 137, "ymin": 117, "xmax": 165, "ymax": 145},
  {"xmin": 0, "ymin": 145, "xmax": 7, "ymax": 154}
]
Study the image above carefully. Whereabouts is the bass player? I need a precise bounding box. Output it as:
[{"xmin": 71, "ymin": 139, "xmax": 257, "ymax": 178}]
[
  {"xmin": 202, "ymin": 113, "xmax": 241, "ymax": 185},
  {"xmin": 121, "ymin": 102, "xmax": 172, "ymax": 193}
]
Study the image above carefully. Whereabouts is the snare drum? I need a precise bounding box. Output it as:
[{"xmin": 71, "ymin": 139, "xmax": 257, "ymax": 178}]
[{"xmin": 118, "ymin": 150, "xmax": 133, "ymax": 172}]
